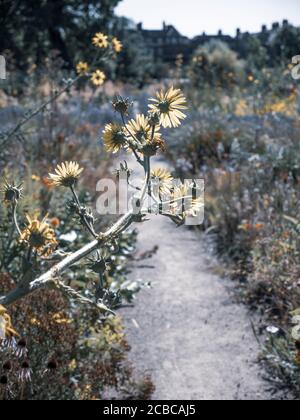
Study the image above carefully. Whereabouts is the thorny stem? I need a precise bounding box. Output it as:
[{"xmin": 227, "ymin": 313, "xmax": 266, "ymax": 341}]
[
  {"xmin": 0, "ymin": 153, "xmax": 155, "ymax": 307},
  {"xmin": 0, "ymin": 157, "xmax": 153, "ymax": 308},
  {"xmin": 121, "ymin": 114, "xmax": 144, "ymax": 168},
  {"xmin": 12, "ymin": 200, "xmax": 21, "ymax": 237},
  {"xmin": 70, "ymin": 184, "xmax": 98, "ymax": 239},
  {"xmin": 53, "ymin": 278, "xmax": 114, "ymax": 315},
  {"xmin": 0, "ymin": 210, "xmax": 134, "ymax": 307}
]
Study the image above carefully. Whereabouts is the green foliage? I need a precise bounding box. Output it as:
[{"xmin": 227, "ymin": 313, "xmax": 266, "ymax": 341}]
[
  {"xmin": 270, "ymin": 25, "xmax": 300, "ymax": 64},
  {"xmin": 0, "ymin": 0, "xmax": 121, "ymax": 68},
  {"xmin": 189, "ymin": 40, "xmax": 245, "ymax": 89}
]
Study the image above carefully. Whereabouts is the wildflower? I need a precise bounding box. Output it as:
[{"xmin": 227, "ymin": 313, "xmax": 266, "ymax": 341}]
[
  {"xmin": 43, "ymin": 359, "xmax": 58, "ymax": 377},
  {"xmin": 103, "ymin": 123, "xmax": 127, "ymax": 153},
  {"xmin": 112, "ymin": 96, "xmax": 132, "ymax": 116},
  {"xmin": 49, "ymin": 161, "xmax": 83, "ymax": 187},
  {"xmin": 50, "ymin": 217, "xmax": 60, "ymax": 228},
  {"xmin": 47, "ymin": 359, "xmax": 58, "ymax": 371},
  {"xmin": 51, "ymin": 312, "xmax": 72, "ymax": 325},
  {"xmin": 149, "ymin": 87, "xmax": 187, "ymax": 128},
  {"xmin": 151, "ymin": 168, "xmax": 173, "ymax": 194},
  {"xmin": 42, "ymin": 176, "xmax": 54, "ymax": 189},
  {"xmin": 20, "ymin": 215, "xmax": 57, "ymax": 256},
  {"xmin": 14, "ymin": 339, "xmax": 28, "ymax": 358},
  {"xmin": 255, "ymin": 223, "xmax": 264, "ymax": 231},
  {"xmin": 76, "ymin": 61, "xmax": 89, "ymax": 76},
  {"xmin": 1, "ymin": 181, "xmax": 23, "ymax": 203},
  {"xmin": 112, "ymin": 37, "xmax": 123, "ymax": 53},
  {"xmin": 91, "ymin": 70, "xmax": 106, "ymax": 87},
  {"xmin": 239, "ymin": 222, "xmax": 253, "ymax": 232},
  {"xmin": 126, "ymin": 114, "xmax": 162, "ymax": 143},
  {"xmin": 0, "ymin": 305, "xmax": 18, "ymax": 340},
  {"xmin": 69, "ymin": 359, "xmax": 77, "ymax": 371},
  {"xmin": 18, "ymin": 361, "xmax": 32, "ymax": 383},
  {"xmin": 92, "ymin": 32, "xmax": 109, "ymax": 49},
  {"xmin": 30, "ymin": 317, "xmax": 41, "ymax": 327}
]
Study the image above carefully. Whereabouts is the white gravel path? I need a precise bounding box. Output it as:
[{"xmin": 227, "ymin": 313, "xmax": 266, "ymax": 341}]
[{"xmin": 119, "ymin": 157, "xmax": 278, "ymax": 401}]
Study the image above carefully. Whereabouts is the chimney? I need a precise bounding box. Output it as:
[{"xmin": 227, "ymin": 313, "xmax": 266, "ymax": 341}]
[
  {"xmin": 272, "ymin": 22, "xmax": 280, "ymax": 30},
  {"xmin": 283, "ymin": 19, "xmax": 289, "ymax": 27},
  {"xmin": 262, "ymin": 24, "xmax": 267, "ymax": 33},
  {"xmin": 236, "ymin": 28, "xmax": 241, "ymax": 37},
  {"xmin": 163, "ymin": 21, "xmax": 167, "ymax": 31},
  {"xmin": 218, "ymin": 29, "xmax": 223, "ymax": 36},
  {"xmin": 137, "ymin": 22, "xmax": 143, "ymax": 31}
]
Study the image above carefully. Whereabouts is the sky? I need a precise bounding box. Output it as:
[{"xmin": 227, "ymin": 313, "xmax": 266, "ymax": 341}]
[{"xmin": 116, "ymin": 0, "xmax": 300, "ymax": 37}]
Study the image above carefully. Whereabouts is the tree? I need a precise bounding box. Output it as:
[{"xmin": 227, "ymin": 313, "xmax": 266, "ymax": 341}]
[
  {"xmin": 189, "ymin": 40, "xmax": 245, "ymax": 89},
  {"xmin": 0, "ymin": 0, "xmax": 122, "ymax": 68},
  {"xmin": 269, "ymin": 25, "xmax": 300, "ymax": 64}
]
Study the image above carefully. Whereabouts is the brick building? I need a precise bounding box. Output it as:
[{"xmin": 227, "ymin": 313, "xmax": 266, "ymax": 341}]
[{"xmin": 136, "ymin": 19, "xmax": 294, "ymax": 64}]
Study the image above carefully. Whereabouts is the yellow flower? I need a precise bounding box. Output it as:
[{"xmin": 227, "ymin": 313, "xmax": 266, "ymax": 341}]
[
  {"xmin": 112, "ymin": 37, "xmax": 123, "ymax": 53},
  {"xmin": 0, "ymin": 305, "xmax": 18, "ymax": 339},
  {"xmin": 51, "ymin": 312, "xmax": 72, "ymax": 325},
  {"xmin": 126, "ymin": 114, "xmax": 165, "ymax": 156},
  {"xmin": 91, "ymin": 70, "xmax": 106, "ymax": 87},
  {"xmin": 20, "ymin": 215, "xmax": 58, "ymax": 256},
  {"xmin": 92, "ymin": 32, "xmax": 109, "ymax": 49},
  {"xmin": 103, "ymin": 123, "xmax": 127, "ymax": 153},
  {"xmin": 151, "ymin": 168, "xmax": 173, "ymax": 194},
  {"xmin": 76, "ymin": 61, "xmax": 89, "ymax": 76},
  {"xmin": 149, "ymin": 86, "xmax": 187, "ymax": 128},
  {"xmin": 49, "ymin": 161, "xmax": 84, "ymax": 187},
  {"xmin": 126, "ymin": 114, "xmax": 160, "ymax": 142}
]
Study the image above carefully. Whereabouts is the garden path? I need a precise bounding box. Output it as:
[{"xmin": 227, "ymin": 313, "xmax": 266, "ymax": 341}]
[{"xmin": 120, "ymin": 157, "xmax": 275, "ymax": 401}]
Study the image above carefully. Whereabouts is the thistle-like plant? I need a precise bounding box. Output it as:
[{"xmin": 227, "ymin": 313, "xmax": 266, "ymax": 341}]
[{"xmin": 0, "ymin": 88, "xmax": 202, "ymax": 324}]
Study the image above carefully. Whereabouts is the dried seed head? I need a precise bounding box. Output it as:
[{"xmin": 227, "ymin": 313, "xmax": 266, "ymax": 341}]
[
  {"xmin": 21, "ymin": 361, "xmax": 30, "ymax": 370},
  {"xmin": 112, "ymin": 96, "xmax": 132, "ymax": 116},
  {"xmin": 20, "ymin": 216, "xmax": 57, "ymax": 257},
  {"xmin": 47, "ymin": 359, "xmax": 58, "ymax": 370},
  {"xmin": 3, "ymin": 361, "xmax": 12, "ymax": 371},
  {"xmin": 1, "ymin": 181, "xmax": 23, "ymax": 203},
  {"xmin": 89, "ymin": 258, "xmax": 108, "ymax": 275}
]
